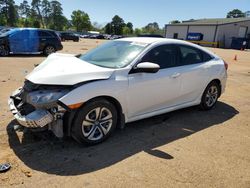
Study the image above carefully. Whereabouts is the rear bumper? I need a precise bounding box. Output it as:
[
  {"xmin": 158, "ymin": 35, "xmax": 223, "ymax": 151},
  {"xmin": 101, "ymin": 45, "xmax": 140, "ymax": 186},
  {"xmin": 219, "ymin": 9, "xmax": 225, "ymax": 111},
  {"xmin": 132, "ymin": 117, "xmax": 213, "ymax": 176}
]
[
  {"xmin": 8, "ymin": 88, "xmax": 54, "ymax": 128},
  {"xmin": 220, "ymin": 71, "xmax": 227, "ymax": 94},
  {"xmin": 57, "ymin": 44, "xmax": 63, "ymax": 51}
]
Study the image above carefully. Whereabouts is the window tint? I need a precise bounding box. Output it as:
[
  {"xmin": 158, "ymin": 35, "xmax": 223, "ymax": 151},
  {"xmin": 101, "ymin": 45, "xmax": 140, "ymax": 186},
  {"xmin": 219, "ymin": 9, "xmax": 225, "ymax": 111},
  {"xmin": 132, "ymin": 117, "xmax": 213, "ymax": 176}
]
[
  {"xmin": 202, "ymin": 51, "xmax": 213, "ymax": 62},
  {"xmin": 141, "ymin": 45, "xmax": 176, "ymax": 69},
  {"xmin": 178, "ymin": 45, "xmax": 202, "ymax": 65},
  {"xmin": 38, "ymin": 31, "xmax": 52, "ymax": 37}
]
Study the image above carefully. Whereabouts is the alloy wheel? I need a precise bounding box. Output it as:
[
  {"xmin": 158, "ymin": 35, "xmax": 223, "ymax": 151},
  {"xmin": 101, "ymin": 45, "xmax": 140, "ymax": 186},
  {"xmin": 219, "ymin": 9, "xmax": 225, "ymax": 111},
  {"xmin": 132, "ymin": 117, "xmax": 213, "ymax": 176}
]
[
  {"xmin": 82, "ymin": 107, "xmax": 113, "ymax": 141},
  {"xmin": 205, "ymin": 85, "xmax": 218, "ymax": 107},
  {"xmin": 45, "ymin": 46, "xmax": 55, "ymax": 55}
]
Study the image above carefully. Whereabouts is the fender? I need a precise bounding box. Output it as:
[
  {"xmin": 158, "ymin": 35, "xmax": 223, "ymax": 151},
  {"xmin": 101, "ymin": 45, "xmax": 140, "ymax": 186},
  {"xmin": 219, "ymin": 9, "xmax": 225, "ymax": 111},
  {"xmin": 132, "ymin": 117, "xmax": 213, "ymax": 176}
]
[{"xmin": 59, "ymin": 74, "xmax": 129, "ymax": 121}]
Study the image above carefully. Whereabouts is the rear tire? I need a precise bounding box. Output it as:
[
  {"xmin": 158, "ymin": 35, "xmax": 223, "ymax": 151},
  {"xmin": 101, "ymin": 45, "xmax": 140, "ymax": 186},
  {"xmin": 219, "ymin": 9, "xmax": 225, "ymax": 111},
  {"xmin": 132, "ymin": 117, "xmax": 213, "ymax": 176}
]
[
  {"xmin": 71, "ymin": 99, "xmax": 117, "ymax": 145},
  {"xmin": 43, "ymin": 45, "xmax": 56, "ymax": 56},
  {"xmin": 200, "ymin": 81, "xmax": 220, "ymax": 110},
  {"xmin": 0, "ymin": 45, "xmax": 9, "ymax": 56}
]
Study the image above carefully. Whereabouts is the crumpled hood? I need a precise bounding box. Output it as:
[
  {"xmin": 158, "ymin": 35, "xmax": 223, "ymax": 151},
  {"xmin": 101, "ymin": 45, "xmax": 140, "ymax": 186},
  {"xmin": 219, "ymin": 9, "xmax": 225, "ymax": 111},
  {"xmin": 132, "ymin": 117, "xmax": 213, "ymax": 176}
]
[{"xmin": 26, "ymin": 53, "xmax": 115, "ymax": 85}]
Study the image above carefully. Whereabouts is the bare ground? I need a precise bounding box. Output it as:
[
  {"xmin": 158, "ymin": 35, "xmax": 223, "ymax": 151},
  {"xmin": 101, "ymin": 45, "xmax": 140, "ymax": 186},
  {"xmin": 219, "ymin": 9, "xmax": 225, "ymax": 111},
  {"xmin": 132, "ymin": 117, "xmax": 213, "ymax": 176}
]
[{"xmin": 0, "ymin": 39, "xmax": 250, "ymax": 187}]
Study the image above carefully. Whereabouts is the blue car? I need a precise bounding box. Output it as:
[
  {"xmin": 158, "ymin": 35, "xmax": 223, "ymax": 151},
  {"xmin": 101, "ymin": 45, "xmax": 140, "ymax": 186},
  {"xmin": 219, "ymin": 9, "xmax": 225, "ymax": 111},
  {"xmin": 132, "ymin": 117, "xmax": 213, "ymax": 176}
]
[{"xmin": 0, "ymin": 28, "xmax": 63, "ymax": 56}]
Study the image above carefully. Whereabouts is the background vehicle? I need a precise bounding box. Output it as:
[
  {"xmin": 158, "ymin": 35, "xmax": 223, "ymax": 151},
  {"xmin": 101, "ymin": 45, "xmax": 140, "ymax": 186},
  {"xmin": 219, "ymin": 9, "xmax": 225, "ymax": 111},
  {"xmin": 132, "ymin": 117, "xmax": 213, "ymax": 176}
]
[
  {"xmin": 60, "ymin": 32, "xmax": 80, "ymax": 42},
  {"xmin": 8, "ymin": 38, "xmax": 227, "ymax": 145},
  {"xmin": 0, "ymin": 28, "xmax": 63, "ymax": 56},
  {"xmin": 89, "ymin": 34, "xmax": 105, "ymax": 39}
]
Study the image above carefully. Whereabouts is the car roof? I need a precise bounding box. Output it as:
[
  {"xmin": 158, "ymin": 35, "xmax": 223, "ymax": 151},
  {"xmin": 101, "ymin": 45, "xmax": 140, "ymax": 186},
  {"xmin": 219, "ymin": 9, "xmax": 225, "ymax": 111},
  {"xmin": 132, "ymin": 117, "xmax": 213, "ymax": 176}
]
[
  {"xmin": 117, "ymin": 37, "xmax": 218, "ymax": 58},
  {"xmin": 118, "ymin": 37, "xmax": 199, "ymax": 45},
  {"xmin": 10, "ymin": 28, "xmax": 55, "ymax": 32}
]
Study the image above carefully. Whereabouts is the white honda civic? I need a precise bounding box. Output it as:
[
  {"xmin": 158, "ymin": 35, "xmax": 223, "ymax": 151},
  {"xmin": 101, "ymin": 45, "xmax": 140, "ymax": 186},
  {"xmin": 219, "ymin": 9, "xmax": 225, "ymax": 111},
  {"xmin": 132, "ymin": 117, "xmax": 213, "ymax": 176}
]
[{"xmin": 8, "ymin": 37, "xmax": 227, "ymax": 144}]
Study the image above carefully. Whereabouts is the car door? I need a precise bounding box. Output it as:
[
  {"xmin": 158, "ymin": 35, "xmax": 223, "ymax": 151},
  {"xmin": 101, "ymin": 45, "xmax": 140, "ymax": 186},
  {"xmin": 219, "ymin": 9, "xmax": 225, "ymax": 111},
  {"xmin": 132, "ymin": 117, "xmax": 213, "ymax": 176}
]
[
  {"xmin": 175, "ymin": 44, "xmax": 213, "ymax": 104},
  {"xmin": 26, "ymin": 30, "xmax": 39, "ymax": 53},
  {"xmin": 9, "ymin": 30, "xmax": 29, "ymax": 53},
  {"xmin": 127, "ymin": 44, "xmax": 182, "ymax": 118},
  {"xmin": 38, "ymin": 30, "xmax": 52, "ymax": 51}
]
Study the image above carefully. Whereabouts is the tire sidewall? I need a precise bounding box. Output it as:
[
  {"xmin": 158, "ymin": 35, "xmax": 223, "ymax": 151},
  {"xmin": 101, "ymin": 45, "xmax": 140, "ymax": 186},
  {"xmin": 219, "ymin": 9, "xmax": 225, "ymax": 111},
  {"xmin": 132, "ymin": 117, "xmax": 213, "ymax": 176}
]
[
  {"xmin": 72, "ymin": 99, "xmax": 118, "ymax": 145},
  {"xmin": 200, "ymin": 81, "xmax": 220, "ymax": 110},
  {"xmin": 44, "ymin": 45, "xmax": 56, "ymax": 56}
]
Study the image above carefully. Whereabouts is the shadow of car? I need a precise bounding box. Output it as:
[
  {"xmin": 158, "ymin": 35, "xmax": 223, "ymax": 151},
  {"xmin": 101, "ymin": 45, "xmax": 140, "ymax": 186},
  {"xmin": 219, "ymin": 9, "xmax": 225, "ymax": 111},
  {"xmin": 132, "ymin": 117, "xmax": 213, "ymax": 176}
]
[{"xmin": 7, "ymin": 101, "xmax": 238, "ymax": 176}]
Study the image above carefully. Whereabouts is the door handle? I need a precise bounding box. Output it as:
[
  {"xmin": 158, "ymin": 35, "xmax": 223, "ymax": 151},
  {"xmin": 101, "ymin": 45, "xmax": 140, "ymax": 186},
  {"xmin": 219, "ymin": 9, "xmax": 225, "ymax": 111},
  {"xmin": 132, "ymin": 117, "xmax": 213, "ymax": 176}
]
[{"xmin": 171, "ymin": 73, "xmax": 181, "ymax": 78}]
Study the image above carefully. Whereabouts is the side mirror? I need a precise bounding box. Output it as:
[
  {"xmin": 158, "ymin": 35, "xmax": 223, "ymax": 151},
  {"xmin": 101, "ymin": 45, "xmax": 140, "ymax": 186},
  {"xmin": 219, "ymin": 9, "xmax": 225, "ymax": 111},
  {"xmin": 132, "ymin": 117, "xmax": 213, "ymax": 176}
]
[{"xmin": 133, "ymin": 62, "xmax": 160, "ymax": 73}]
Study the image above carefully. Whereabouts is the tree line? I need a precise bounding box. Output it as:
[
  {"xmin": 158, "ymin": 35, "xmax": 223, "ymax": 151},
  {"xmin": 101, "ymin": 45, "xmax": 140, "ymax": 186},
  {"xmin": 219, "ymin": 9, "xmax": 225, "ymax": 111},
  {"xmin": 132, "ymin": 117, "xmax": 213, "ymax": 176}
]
[
  {"xmin": 0, "ymin": 0, "xmax": 164, "ymax": 35},
  {"xmin": 0, "ymin": 0, "xmax": 91, "ymax": 31}
]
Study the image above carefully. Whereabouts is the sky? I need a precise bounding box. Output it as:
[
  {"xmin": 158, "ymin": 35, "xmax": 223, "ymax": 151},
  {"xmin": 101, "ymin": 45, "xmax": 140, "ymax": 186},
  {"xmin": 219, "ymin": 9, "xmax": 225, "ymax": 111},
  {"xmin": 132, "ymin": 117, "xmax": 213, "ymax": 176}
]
[{"xmin": 14, "ymin": 0, "xmax": 250, "ymax": 28}]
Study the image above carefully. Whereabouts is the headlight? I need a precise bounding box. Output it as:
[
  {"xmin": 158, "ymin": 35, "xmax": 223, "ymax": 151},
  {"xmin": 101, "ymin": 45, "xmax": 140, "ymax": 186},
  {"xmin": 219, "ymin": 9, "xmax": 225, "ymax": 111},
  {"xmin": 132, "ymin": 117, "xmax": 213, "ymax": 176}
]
[{"xmin": 26, "ymin": 90, "xmax": 68, "ymax": 107}]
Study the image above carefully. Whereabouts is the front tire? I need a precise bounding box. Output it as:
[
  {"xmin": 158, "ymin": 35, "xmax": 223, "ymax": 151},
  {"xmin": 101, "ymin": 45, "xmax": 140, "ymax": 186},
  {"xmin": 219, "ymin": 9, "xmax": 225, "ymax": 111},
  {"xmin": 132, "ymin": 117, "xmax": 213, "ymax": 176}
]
[
  {"xmin": 0, "ymin": 45, "xmax": 9, "ymax": 56},
  {"xmin": 71, "ymin": 99, "xmax": 117, "ymax": 145},
  {"xmin": 200, "ymin": 81, "xmax": 220, "ymax": 110}
]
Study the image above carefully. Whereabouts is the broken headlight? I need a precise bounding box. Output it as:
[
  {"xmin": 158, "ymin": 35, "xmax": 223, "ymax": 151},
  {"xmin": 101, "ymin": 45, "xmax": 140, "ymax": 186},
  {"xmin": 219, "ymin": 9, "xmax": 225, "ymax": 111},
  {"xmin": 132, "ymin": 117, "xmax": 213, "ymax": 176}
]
[{"xmin": 26, "ymin": 90, "xmax": 68, "ymax": 108}]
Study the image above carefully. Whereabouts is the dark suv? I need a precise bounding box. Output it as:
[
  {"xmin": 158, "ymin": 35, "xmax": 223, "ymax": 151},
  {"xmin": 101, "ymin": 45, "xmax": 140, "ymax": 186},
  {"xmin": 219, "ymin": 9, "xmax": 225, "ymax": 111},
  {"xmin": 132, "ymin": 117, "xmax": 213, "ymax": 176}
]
[
  {"xmin": 0, "ymin": 28, "xmax": 63, "ymax": 56},
  {"xmin": 60, "ymin": 32, "xmax": 79, "ymax": 42}
]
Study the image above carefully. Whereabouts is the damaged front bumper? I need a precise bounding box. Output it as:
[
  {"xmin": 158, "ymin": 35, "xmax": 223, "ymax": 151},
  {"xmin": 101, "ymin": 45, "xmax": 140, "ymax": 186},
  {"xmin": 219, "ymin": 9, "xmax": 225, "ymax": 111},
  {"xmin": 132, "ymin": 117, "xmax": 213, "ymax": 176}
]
[
  {"xmin": 8, "ymin": 88, "xmax": 65, "ymax": 137},
  {"xmin": 8, "ymin": 98, "xmax": 54, "ymax": 128}
]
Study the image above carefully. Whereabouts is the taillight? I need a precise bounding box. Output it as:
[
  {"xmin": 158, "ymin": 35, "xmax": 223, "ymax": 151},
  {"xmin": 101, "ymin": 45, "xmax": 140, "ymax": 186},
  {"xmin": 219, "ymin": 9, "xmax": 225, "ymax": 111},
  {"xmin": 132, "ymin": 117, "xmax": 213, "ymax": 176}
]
[{"xmin": 223, "ymin": 60, "xmax": 228, "ymax": 70}]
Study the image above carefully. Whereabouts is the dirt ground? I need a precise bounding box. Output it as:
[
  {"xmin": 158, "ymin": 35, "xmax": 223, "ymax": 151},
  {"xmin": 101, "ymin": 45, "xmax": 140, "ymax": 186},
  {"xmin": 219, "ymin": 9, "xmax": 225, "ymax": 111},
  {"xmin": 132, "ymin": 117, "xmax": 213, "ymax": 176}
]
[{"xmin": 0, "ymin": 39, "xmax": 249, "ymax": 188}]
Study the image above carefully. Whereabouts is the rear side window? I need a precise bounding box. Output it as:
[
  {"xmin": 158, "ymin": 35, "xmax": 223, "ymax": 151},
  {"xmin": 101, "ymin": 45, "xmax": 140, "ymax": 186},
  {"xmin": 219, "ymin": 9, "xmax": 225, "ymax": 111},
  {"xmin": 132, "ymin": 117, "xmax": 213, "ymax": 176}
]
[
  {"xmin": 38, "ymin": 31, "xmax": 53, "ymax": 38},
  {"xmin": 178, "ymin": 45, "xmax": 202, "ymax": 65},
  {"xmin": 141, "ymin": 44, "xmax": 176, "ymax": 69},
  {"xmin": 201, "ymin": 51, "xmax": 213, "ymax": 62}
]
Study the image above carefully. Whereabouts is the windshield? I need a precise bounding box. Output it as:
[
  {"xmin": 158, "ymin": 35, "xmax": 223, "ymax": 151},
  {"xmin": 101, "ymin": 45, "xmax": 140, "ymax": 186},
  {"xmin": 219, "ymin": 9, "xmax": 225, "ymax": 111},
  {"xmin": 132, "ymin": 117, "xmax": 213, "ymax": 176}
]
[
  {"xmin": 79, "ymin": 40, "xmax": 148, "ymax": 68},
  {"xmin": 0, "ymin": 29, "xmax": 15, "ymax": 37}
]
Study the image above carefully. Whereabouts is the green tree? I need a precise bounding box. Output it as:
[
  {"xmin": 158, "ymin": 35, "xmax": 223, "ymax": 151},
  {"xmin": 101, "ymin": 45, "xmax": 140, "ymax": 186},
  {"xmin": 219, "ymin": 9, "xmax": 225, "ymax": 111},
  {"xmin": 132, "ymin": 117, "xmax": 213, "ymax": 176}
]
[
  {"xmin": 18, "ymin": 0, "xmax": 31, "ymax": 27},
  {"xmin": 41, "ymin": 0, "xmax": 51, "ymax": 28},
  {"xmin": 170, "ymin": 20, "xmax": 180, "ymax": 24},
  {"xmin": 104, "ymin": 23, "xmax": 112, "ymax": 34},
  {"xmin": 134, "ymin": 28, "xmax": 142, "ymax": 35},
  {"xmin": 31, "ymin": 0, "xmax": 45, "ymax": 27},
  {"xmin": 126, "ymin": 22, "xmax": 133, "ymax": 34},
  {"xmin": 122, "ymin": 26, "xmax": 131, "ymax": 36},
  {"xmin": 0, "ymin": 0, "xmax": 18, "ymax": 26},
  {"xmin": 143, "ymin": 22, "xmax": 161, "ymax": 34},
  {"xmin": 111, "ymin": 15, "xmax": 125, "ymax": 35},
  {"xmin": 29, "ymin": 8, "xmax": 41, "ymax": 27},
  {"xmin": 71, "ymin": 10, "xmax": 91, "ymax": 32},
  {"xmin": 227, "ymin": 9, "xmax": 245, "ymax": 18},
  {"xmin": 18, "ymin": 0, "xmax": 31, "ymax": 18},
  {"xmin": 48, "ymin": 1, "xmax": 67, "ymax": 30}
]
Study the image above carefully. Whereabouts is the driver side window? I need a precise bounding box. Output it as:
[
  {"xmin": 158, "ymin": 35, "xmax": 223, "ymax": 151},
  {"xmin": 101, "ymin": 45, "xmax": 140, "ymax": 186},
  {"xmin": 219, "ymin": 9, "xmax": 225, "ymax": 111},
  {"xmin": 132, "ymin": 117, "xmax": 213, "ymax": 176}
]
[{"xmin": 140, "ymin": 44, "xmax": 176, "ymax": 69}]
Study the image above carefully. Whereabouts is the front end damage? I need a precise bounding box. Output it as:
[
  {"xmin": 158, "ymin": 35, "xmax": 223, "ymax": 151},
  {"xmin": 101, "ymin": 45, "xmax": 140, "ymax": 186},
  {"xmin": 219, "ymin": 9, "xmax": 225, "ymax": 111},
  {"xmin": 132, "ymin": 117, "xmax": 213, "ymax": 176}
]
[{"xmin": 8, "ymin": 81, "xmax": 71, "ymax": 138}]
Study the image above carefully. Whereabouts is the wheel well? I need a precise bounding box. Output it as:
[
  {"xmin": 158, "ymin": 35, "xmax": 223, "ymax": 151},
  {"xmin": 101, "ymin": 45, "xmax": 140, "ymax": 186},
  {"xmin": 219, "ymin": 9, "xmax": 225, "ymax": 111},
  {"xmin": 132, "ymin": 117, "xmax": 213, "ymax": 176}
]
[
  {"xmin": 89, "ymin": 96, "xmax": 125, "ymax": 129},
  {"xmin": 210, "ymin": 79, "xmax": 222, "ymax": 97},
  {"xmin": 64, "ymin": 96, "xmax": 125, "ymax": 136}
]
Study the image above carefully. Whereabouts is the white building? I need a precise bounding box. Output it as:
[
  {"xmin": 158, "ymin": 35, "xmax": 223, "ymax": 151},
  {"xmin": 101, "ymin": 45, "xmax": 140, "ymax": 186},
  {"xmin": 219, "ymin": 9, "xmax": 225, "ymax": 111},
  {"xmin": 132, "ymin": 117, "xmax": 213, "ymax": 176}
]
[{"xmin": 165, "ymin": 18, "xmax": 250, "ymax": 48}]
